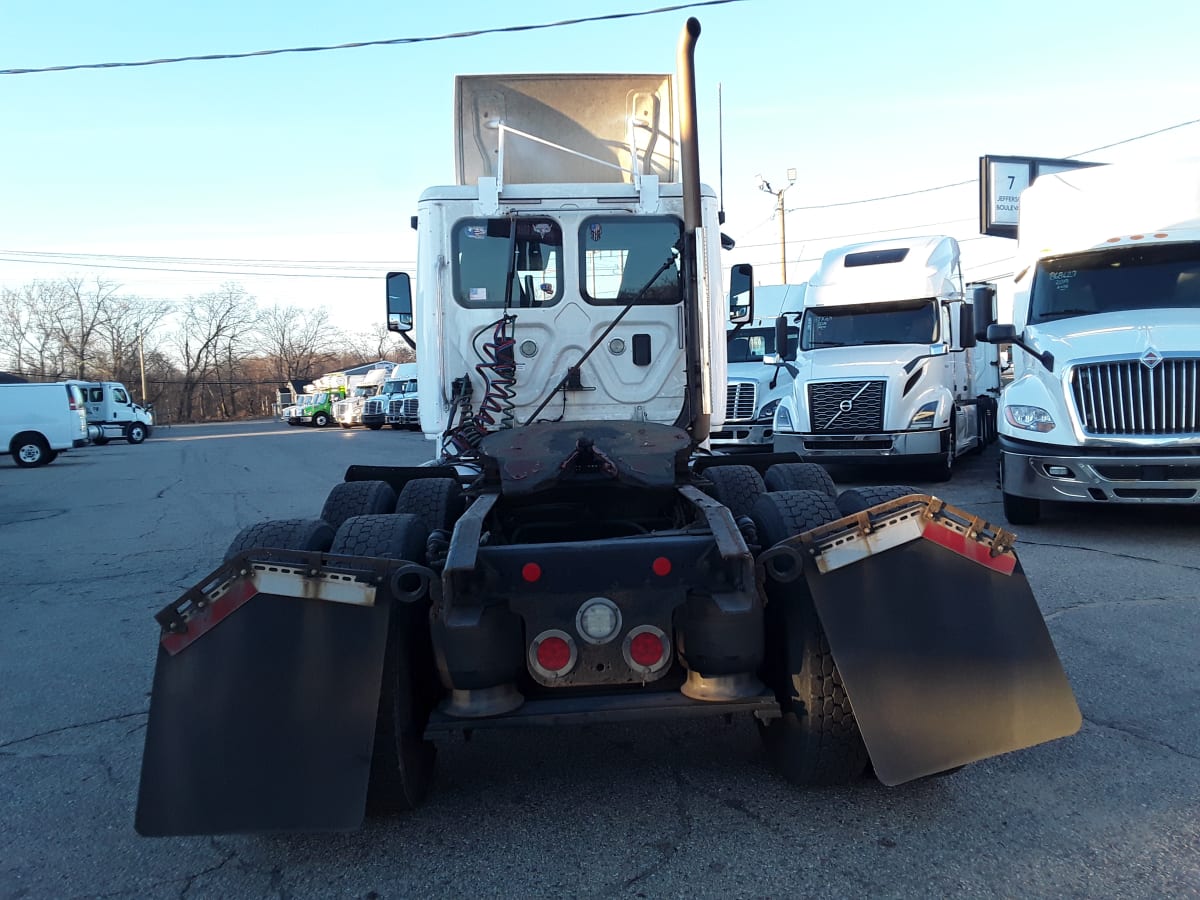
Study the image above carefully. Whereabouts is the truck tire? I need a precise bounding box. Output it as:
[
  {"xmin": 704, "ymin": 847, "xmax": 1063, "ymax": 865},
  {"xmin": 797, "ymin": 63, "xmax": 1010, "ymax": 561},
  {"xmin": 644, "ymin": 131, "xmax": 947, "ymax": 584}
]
[
  {"xmin": 330, "ymin": 514, "xmax": 437, "ymax": 813},
  {"xmin": 314, "ymin": 412, "xmax": 331, "ymax": 428},
  {"xmin": 12, "ymin": 433, "xmax": 53, "ymax": 468},
  {"xmin": 764, "ymin": 462, "xmax": 837, "ymax": 498},
  {"xmin": 125, "ymin": 422, "xmax": 147, "ymax": 444},
  {"xmin": 223, "ymin": 518, "xmax": 335, "ymax": 561},
  {"xmin": 367, "ymin": 423, "xmax": 383, "ymax": 431},
  {"xmin": 835, "ymin": 485, "xmax": 922, "ymax": 516},
  {"xmin": 395, "ymin": 477, "xmax": 464, "ymax": 535},
  {"xmin": 93, "ymin": 436, "xmax": 110, "ymax": 446},
  {"xmin": 750, "ymin": 490, "xmax": 870, "ymax": 786},
  {"xmin": 925, "ymin": 424, "xmax": 955, "ymax": 482},
  {"xmin": 1003, "ymin": 491, "xmax": 1041, "ymax": 525},
  {"xmin": 390, "ymin": 424, "xmax": 404, "ymax": 430},
  {"xmin": 320, "ymin": 480, "xmax": 398, "ymax": 533},
  {"xmin": 702, "ymin": 464, "xmax": 765, "ymax": 519}
]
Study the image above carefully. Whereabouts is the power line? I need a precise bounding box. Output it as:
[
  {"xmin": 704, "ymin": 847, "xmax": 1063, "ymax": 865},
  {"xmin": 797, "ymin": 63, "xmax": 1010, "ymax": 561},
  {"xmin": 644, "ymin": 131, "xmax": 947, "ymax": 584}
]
[
  {"xmin": 0, "ymin": 249, "xmax": 409, "ymax": 269},
  {"xmin": 0, "ymin": 0, "xmax": 750, "ymax": 76}
]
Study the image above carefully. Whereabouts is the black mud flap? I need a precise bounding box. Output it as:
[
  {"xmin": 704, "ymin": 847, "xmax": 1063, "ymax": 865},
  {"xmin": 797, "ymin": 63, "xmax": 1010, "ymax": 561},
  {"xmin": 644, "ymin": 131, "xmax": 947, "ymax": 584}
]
[
  {"xmin": 786, "ymin": 496, "xmax": 1081, "ymax": 785},
  {"xmin": 135, "ymin": 553, "xmax": 395, "ymax": 835}
]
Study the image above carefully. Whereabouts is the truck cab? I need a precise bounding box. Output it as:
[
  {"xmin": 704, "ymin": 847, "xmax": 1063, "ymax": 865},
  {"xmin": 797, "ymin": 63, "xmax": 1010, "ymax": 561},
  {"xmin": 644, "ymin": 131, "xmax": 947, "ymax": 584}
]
[
  {"xmin": 74, "ymin": 380, "xmax": 154, "ymax": 445},
  {"xmin": 978, "ymin": 159, "xmax": 1200, "ymax": 523},
  {"xmin": 710, "ymin": 284, "xmax": 805, "ymax": 452},
  {"xmin": 771, "ymin": 236, "xmax": 999, "ymax": 479},
  {"xmin": 363, "ymin": 363, "xmax": 419, "ymax": 430}
]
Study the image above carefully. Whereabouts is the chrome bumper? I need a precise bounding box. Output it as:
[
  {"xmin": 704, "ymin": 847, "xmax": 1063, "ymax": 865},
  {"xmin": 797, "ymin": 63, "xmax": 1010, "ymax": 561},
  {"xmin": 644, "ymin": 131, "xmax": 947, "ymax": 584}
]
[{"xmin": 1001, "ymin": 446, "xmax": 1200, "ymax": 504}]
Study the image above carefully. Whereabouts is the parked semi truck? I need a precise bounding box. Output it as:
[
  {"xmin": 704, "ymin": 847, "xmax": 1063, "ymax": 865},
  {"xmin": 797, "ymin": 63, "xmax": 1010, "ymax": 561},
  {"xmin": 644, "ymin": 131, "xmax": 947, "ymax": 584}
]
[
  {"xmin": 136, "ymin": 20, "xmax": 1079, "ymax": 836},
  {"xmin": 334, "ymin": 364, "xmax": 391, "ymax": 428},
  {"xmin": 362, "ymin": 362, "xmax": 419, "ymax": 430},
  {"xmin": 770, "ymin": 236, "xmax": 1000, "ymax": 480},
  {"xmin": 978, "ymin": 158, "xmax": 1200, "ymax": 524},
  {"xmin": 710, "ymin": 283, "xmax": 805, "ymax": 452}
]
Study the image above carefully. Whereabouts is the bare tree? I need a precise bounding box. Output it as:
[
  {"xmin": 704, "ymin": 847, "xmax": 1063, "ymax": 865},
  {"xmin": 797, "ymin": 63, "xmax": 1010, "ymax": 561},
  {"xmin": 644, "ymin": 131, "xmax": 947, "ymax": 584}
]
[
  {"xmin": 171, "ymin": 283, "xmax": 259, "ymax": 421},
  {"xmin": 343, "ymin": 325, "xmax": 415, "ymax": 367},
  {"xmin": 257, "ymin": 304, "xmax": 340, "ymax": 386},
  {"xmin": 47, "ymin": 276, "xmax": 121, "ymax": 379}
]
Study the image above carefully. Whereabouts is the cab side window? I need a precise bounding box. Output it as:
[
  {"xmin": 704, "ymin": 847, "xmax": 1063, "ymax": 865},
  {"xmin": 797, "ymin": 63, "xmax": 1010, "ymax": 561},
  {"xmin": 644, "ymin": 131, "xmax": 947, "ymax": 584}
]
[
  {"xmin": 114, "ymin": 388, "xmax": 129, "ymax": 404},
  {"xmin": 89, "ymin": 388, "xmax": 103, "ymax": 403}
]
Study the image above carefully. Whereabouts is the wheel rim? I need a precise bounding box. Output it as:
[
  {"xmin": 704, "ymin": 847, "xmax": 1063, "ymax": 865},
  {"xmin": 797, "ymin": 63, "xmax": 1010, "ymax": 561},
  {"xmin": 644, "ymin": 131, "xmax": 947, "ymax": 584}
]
[{"xmin": 19, "ymin": 444, "xmax": 41, "ymax": 463}]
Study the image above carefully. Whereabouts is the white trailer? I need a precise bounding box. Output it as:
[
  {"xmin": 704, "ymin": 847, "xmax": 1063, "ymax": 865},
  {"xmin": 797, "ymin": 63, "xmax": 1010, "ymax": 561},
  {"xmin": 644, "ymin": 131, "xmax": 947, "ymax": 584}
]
[
  {"xmin": 710, "ymin": 284, "xmax": 806, "ymax": 452},
  {"xmin": 771, "ymin": 236, "xmax": 1000, "ymax": 479},
  {"xmin": 979, "ymin": 158, "xmax": 1200, "ymax": 523}
]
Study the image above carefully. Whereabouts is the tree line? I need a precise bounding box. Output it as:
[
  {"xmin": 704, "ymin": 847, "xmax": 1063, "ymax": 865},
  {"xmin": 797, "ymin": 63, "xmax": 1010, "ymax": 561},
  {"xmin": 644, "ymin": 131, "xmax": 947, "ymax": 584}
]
[{"xmin": 0, "ymin": 276, "xmax": 414, "ymax": 422}]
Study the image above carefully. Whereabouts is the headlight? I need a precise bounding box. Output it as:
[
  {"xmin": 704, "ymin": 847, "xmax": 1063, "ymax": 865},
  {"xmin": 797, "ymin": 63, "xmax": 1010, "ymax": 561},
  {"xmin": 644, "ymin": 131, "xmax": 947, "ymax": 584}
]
[
  {"xmin": 909, "ymin": 400, "xmax": 939, "ymax": 429},
  {"xmin": 1005, "ymin": 404, "xmax": 1055, "ymax": 433},
  {"xmin": 773, "ymin": 405, "xmax": 793, "ymax": 431},
  {"xmin": 758, "ymin": 399, "xmax": 781, "ymax": 421}
]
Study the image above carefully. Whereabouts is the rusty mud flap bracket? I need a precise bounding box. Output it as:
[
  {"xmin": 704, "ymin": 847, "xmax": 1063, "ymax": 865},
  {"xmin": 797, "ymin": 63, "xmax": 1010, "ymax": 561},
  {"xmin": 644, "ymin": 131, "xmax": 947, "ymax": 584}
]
[
  {"xmin": 761, "ymin": 495, "xmax": 1081, "ymax": 786},
  {"xmin": 136, "ymin": 550, "xmax": 435, "ymax": 836}
]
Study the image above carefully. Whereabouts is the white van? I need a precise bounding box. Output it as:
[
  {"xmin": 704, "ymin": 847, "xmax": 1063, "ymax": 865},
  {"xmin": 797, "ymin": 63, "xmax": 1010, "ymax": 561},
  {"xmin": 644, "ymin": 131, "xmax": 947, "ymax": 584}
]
[{"xmin": 1, "ymin": 382, "xmax": 90, "ymax": 467}]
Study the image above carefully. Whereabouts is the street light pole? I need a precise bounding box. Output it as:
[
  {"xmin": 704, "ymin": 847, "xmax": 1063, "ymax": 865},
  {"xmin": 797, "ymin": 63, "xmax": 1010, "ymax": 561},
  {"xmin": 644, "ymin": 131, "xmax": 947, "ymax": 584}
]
[
  {"xmin": 138, "ymin": 333, "xmax": 147, "ymax": 405},
  {"xmin": 759, "ymin": 168, "xmax": 797, "ymax": 282}
]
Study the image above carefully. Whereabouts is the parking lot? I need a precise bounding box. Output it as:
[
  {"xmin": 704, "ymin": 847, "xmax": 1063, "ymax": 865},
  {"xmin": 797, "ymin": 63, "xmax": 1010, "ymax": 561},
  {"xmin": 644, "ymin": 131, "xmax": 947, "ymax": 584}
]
[{"xmin": 1, "ymin": 421, "xmax": 1197, "ymax": 899}]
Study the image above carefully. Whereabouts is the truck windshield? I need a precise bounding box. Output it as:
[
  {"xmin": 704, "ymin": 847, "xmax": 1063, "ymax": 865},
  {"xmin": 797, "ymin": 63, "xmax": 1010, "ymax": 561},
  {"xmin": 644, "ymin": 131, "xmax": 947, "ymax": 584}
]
[
  {"xmin": 1030, "ymin": 243, "xmax": 1200, "ymax": 323},
  {"xmin": 580, "ymin": 216, "xmax": 682, "ymax": 305},
  {"xmin": 727, "ymin": 326, "xmax": 799, "ymax": 362},
  {"xmin": 800, "ymin": 300, "xmax": 939, "ymax": 350},
  {"xmin": 453, "ymin": 216, "xmax": 563, "ymax": 309}
]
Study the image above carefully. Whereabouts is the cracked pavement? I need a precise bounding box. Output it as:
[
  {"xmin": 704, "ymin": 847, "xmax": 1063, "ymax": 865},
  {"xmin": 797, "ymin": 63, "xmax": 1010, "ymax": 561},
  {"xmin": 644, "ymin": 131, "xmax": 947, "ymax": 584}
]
[{"xmin": 1, "ymin": 423, "xmax": 1197, "ymax": 899}]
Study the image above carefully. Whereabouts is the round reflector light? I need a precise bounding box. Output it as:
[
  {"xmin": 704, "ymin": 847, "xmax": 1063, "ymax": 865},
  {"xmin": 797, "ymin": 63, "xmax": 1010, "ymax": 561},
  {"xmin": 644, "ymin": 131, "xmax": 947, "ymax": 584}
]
[
  {"xmin": 522, "ymin": 562, "xmax": 542, "ymax": 583},
  {"xmin": 623, "ymin": 625, "xmax": 670, "ymax": 675},
  {"xmin": 652, "ymin": 556, "xmax": 671, "ymax": 577},
  {"xmin": 529, "ymin": 629, "xmax": 577, "ymax": 680},
  {"xmin": 576, "ymin": 597, "xmax": 622, "ymax": 644}
]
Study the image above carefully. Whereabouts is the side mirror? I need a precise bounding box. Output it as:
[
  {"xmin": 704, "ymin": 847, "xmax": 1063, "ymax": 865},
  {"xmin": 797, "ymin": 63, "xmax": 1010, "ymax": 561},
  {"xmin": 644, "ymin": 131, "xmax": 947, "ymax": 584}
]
[
  {"xmin": 386, "ymin": 272, "xmax": 414, "ymax": 333},
  {"xmin": 958, "ymin": 303, "xmax": 977, "ymax": 349},
  {"xmin": 774, "ymin": 315, "xmax": 794, "ymax": 362},
  {"xmin": 971, "ymin": 283, "xmax": 997, "ymax": 341},
  {"xmin": 729, "ymin": 263, "xmax": 754, "ymax": 325},
  {"xmin": 987, "ymin": 323, "xmax": 1017, "ymax": 343}
]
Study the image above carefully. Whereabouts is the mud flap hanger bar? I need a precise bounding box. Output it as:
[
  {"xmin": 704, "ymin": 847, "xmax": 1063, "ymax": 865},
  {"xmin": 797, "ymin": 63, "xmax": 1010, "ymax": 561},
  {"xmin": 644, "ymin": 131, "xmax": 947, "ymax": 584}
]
[
  {"xmin": 154, "ymin": 549, "xmax": 437, "ymax": 656},
  {"xmin": 759, "ymin": 495, "xmax": 1018, "ymax": 581}
]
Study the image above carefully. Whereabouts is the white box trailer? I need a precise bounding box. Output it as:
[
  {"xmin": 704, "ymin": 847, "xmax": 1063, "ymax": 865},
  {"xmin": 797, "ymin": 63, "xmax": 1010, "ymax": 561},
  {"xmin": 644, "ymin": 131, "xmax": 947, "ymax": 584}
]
[
  {"xmin": 1, "ymin": 382, "xmax": 89, "ymax": 466},
  {"xmin": 978, "ymin": 158, "xmax": 1200, "ymax": 523},
  {"xmin": 771, "ymin": 236, "xmax": 1000, "ymax": 479}
]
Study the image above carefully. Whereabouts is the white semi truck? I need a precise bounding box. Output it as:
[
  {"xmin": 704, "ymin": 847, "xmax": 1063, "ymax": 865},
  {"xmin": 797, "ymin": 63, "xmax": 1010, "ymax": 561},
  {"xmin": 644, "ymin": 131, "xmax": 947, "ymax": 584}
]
[
  {"xmin": 770, "ymin": 236, "xmax": 1000, "ymax": 479},
  {"xmin": 362, "ymin": 362, "xmax": 419, "ymax": 430},
  {"xmin": 710, "ymin": 284, "xmax": 805, "ymax": 452},
  {"xmin": 978, "ymin": 158, "xmax": 1200, "ymax": 524},
  {"xmin": 74, "ymin": 380, "xmax": 154, "ymax": 445},
  {"xmin": 334, "ymin": 365, "xmax": 391, "ymax": 428},
  {"xmin": 137, "ymin": 21, "xmax": 1079, "ymax": 837}
]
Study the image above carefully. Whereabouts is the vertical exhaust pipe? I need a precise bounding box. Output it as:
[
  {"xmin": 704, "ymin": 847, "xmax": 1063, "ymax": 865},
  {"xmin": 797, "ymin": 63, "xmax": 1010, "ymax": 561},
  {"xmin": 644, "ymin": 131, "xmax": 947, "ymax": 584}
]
[{"xmin": 675, "ymin": 16, "xmax": 709, "ymax": 441}]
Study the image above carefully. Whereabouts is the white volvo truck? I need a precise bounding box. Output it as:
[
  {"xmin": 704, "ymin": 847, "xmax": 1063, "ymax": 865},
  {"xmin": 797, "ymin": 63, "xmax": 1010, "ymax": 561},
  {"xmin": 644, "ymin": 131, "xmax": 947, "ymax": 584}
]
[
  {"xmin": 710, "ymin": 283, "xmax": 805, "ymax": 453},
  {"xmin": 771, "ymin": 236, "xmax": 1000, "ymax": 479},
  {"xmin": 979, "ymin": 159, "xmax": 1200, "ymax": 524}
]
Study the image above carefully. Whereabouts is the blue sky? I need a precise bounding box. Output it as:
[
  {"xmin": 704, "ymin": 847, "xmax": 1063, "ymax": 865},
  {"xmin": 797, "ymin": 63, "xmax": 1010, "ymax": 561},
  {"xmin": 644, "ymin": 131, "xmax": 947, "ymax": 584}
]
[{"xmin": 2, "ymin": 0, "xmax": 1198, "ymax": 331}]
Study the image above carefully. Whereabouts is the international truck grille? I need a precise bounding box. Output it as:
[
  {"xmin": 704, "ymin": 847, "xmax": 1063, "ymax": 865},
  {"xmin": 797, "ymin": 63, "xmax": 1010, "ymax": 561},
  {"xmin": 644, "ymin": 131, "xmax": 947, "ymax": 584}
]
[
  {"xmin": 725, "ymin": 381, "xmax": 757, "ymax": 421},
  {"xmin": 807, "ymin": 380, "xmax": 886, "ymax": 433},
  {"xmin": 1070, "ymin": 357, "xmax": 1200, "ymax": 436}
]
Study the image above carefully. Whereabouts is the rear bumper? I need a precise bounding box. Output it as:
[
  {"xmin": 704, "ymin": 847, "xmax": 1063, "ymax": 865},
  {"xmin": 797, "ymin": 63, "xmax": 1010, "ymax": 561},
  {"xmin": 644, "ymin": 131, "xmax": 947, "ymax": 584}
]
[
  {"xmin": 773, "ymin": 428, "xmax": 944, "ymax": 464},
  {"xmin": 1000, "ymin": 439, "xmax": 1200, "ymax": 504}
]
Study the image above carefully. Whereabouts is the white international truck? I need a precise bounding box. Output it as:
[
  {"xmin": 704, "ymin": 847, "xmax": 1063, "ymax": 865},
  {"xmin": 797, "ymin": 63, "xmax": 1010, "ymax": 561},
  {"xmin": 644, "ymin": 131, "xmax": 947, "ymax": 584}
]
[
  {"xmin": 136, "ymin": 20, "xmax": 1079, "ymax": 837},
  {"xmin": 334, "ymin": 365, "xmax": 391, "ymax": 428},
  {"xmin": 710, "ymin": 283, "xmax": 805, "ymax": 452},
  {"xmin": 73, "ymin": 380, "xmax": 154, "ymax": 445},
  {"xmin": 769, "ymin": 236, "xmax": 1000, "ymax": 479},
  {"xmin": 361, "ymin": 362, "xmax": 419, "ymax": 430},
  {"xmin": 978, "ymin": 158, "xmax": 1200, "ymax": 524}
]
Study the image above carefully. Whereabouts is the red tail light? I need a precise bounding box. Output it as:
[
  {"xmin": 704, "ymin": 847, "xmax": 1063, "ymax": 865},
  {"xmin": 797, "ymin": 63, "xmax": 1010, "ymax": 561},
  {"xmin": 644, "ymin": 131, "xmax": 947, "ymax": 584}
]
[
  {"xmin": 529, "ymin": 629, "xmax": 577, "ymax": 679},
  {"xmin": 623, "ymin": 625, "xmax": 670, "ymax": 675}
]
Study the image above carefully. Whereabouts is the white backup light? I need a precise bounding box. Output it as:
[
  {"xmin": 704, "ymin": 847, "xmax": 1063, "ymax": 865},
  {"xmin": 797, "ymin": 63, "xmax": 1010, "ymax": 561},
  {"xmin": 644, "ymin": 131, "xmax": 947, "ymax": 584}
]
[{"xmin": 576, "ymin": 597, "xmax": 622, "ymax": 644}]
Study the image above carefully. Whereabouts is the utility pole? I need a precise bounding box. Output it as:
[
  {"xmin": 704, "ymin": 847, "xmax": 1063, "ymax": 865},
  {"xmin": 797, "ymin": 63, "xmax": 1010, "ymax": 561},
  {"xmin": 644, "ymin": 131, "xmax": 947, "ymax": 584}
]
[
  {"xmin": 758, "ymin": 168, "xmax": 797, "ymax": 282},
  {"xmin": 138, "ymin": 333, "xmax": 148, "ymax": 405}
]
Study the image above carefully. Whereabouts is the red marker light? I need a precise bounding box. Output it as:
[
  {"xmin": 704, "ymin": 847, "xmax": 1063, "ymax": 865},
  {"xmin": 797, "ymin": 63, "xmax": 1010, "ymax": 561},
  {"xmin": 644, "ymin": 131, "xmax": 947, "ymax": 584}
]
[
  {"xmin": 522, "ymin": 562, "xmax": 542, "ymax": 583},
  {"xmin": 536, "ymin": 635, "xmax": 572, "ymax": 672},
  {"xmin": 652, "ymin": 556, "xmax": 671, "ymax": 577},
  {"xmin": 629, "ymin": 631, "xmax": 664, "ymax": 667}
]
